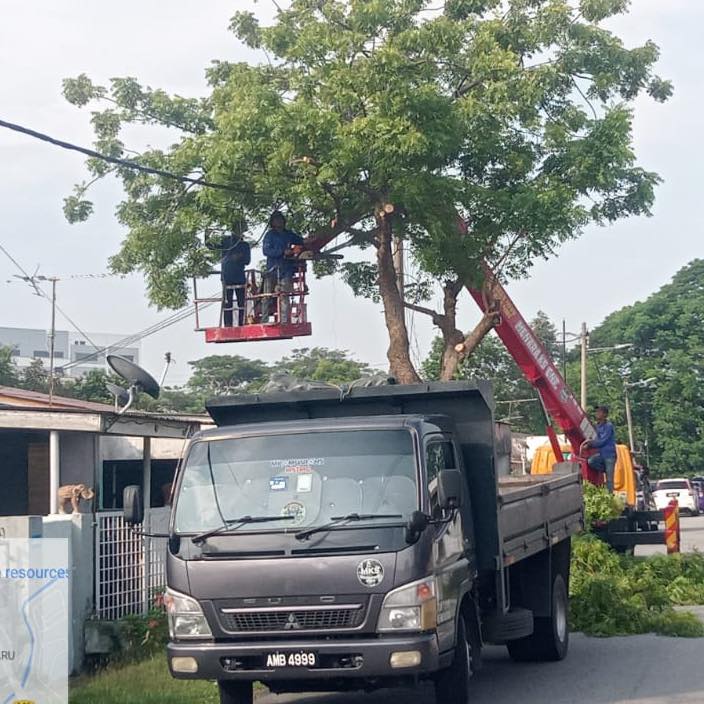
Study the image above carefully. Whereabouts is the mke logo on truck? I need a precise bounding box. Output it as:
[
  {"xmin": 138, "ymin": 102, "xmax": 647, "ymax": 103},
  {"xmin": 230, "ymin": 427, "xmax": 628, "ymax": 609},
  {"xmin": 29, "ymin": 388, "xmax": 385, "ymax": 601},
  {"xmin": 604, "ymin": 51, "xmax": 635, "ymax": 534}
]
[{"xmin": 357, "ymin": 559, "xmax": 384, "ymax": 587}]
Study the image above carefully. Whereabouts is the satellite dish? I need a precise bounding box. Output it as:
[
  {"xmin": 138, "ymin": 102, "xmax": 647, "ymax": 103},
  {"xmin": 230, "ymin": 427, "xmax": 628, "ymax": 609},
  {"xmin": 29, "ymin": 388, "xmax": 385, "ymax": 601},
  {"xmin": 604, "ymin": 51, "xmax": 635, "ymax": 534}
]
[
  {"xmin": 107, "ymin": 355, "xmax": 161, "ymax": 414},
  {"xmin": 105, "ymin": 382, "xmax": 130, "ymax": 407},
  {"xmin": 107, "ymin": 355, "xmax": 160, "ymax": 399}
]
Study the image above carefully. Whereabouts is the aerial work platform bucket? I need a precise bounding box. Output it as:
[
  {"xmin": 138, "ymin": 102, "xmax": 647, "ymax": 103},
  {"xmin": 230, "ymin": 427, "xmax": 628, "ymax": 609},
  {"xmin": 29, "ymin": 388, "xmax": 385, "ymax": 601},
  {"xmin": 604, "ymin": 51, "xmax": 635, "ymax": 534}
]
[{"xmin": 194, "ymin": 267, "xmax": 312, "ymax": 343}]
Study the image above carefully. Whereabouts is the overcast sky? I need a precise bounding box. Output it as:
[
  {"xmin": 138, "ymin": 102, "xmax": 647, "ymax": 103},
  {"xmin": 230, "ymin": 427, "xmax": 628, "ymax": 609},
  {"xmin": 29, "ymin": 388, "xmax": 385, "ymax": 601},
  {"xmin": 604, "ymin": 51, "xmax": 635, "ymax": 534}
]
[{"xmin": 0, "ymin": 1, "xmax": 701, "ymax": 386}]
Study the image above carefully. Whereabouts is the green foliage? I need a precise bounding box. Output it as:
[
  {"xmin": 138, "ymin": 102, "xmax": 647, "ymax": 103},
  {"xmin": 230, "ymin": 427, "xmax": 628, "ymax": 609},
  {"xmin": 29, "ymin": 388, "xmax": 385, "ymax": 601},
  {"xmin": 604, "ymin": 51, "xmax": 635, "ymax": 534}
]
[
  {"xmin": 118, "ymin": 606, "xmax": 169, "ymax": 661},
  {"xmin": 567, "ymin": 259, "xmax": 704, "ymax": 476},
  {"xmin": 570, "ymin": 536, "xmax": 704, "ymax": 637},
  {"xmin": 63, "ymin": 1, "xmax": 670, "ymax": 314},
  {"xmin": 582, "ymin": 483, "xmax": 624, "ymax": 526},
  {"xmin": 273, "ymin": 347, "xmax": 373, "ymax": 385},
  {"xmin": 0, "ymin": 346, "xmax": 20, "ymax": 387},
  {"xmin": 186, "ymin": 355, "xmax": 270, "ymax": 397},
  {"xmin": 21, "ymin": 358, "xmax": 49, "ymax": 393}
]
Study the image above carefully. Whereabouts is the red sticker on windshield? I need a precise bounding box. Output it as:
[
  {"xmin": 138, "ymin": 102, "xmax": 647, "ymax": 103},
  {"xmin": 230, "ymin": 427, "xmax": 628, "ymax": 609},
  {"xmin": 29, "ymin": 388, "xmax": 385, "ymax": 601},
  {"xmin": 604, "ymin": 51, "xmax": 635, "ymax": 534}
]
[{"xmin": 285, "ymin": 465, "xmax": 313, "ymax": 474}]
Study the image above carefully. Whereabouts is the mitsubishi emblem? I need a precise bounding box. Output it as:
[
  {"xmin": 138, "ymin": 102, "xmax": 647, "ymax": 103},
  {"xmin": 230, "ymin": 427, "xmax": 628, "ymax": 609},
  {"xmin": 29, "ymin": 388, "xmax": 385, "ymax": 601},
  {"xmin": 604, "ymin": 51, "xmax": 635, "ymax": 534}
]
[{"xmin": 284, "ymin": 613, "xmax": 302, "ymax": 630}]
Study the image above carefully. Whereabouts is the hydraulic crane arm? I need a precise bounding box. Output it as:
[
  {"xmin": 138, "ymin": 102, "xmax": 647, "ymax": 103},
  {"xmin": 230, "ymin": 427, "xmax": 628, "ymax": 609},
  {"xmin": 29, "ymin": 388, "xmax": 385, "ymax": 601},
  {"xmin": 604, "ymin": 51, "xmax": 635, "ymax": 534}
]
[{"xmin": 465, "ymin": 266, "xmax": 596, "ymax": 457}]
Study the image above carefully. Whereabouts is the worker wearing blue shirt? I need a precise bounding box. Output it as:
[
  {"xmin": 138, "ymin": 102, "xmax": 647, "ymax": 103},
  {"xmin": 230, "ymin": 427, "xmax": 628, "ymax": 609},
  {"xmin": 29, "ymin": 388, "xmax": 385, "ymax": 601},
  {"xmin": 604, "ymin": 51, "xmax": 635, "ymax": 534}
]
[
  {"xmin": 206, "ymin": 226, "xmax": 251, "ymax": 326},
  {"xmin": 262, "ymin": 211, "xmax": 304, "ymax": 322},
  {"xmin": 582, "ymin": 405, "xmax": 618, "ymax": 492}
]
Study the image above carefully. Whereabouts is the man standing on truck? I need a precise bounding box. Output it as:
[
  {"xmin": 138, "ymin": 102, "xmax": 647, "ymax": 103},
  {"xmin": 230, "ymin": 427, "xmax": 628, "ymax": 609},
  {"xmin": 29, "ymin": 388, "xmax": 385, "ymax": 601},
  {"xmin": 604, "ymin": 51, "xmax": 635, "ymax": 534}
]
[
  {"xmin": 262, "ymin": 210, "xmax": 305, "ymax": 323},
  {"xmin": 582, "ymin": 405, "xmax": 617, "ymax": 492}
]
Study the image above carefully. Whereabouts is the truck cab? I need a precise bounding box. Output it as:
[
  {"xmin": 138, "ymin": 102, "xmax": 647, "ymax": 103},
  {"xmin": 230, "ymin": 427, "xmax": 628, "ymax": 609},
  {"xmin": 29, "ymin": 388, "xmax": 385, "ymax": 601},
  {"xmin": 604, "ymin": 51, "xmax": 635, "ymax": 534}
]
[{"xmin": 124, "ymin": 382, "xmax": 582, "ymax": 704}]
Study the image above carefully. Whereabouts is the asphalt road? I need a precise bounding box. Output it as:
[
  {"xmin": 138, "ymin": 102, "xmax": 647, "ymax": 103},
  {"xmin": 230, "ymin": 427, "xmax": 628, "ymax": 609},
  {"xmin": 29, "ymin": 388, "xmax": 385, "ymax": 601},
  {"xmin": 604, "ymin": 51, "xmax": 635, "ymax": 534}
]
[
  {"xmin": 259, "ymin": 633, "xmax": 704, "ymax": 704},
  {"xmin": 636, "ymin": 513, "xmax": 704, "ymax": 556}
]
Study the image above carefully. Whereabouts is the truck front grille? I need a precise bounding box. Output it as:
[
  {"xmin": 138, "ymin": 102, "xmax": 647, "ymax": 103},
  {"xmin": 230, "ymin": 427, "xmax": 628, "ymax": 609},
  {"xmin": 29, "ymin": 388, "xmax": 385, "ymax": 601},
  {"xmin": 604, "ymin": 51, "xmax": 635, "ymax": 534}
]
[{"xmin": 219, "ymin": 604, "xmax": 365, "ymax": 633}]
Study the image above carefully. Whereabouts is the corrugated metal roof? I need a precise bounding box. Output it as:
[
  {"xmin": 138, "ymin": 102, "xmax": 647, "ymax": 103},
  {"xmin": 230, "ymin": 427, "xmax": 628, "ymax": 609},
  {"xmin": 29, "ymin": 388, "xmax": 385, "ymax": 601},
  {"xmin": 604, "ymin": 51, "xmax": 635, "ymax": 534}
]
[{"xmin": 0, "ymin": 386, "xmax": 114, "ymax": 411}]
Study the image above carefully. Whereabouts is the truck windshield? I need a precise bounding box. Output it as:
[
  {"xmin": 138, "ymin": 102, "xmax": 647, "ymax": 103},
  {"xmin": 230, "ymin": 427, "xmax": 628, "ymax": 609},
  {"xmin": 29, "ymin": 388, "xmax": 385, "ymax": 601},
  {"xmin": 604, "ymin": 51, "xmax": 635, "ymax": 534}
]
[{"xmin": 174, "ymin": 429, "xmax": 418, "ymax": 535}]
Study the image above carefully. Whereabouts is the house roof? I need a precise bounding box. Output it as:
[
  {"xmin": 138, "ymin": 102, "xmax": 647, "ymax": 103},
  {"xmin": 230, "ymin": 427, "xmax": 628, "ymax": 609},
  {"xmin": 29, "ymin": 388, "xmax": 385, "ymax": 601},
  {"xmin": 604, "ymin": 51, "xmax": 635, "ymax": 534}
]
[
  {"xmin": 0, "ymin": 386, "xmax": 116, "ymax": 412},
  {"xmin": 0, "ymin": 385, "xmax": 208, "ymax": 437}
]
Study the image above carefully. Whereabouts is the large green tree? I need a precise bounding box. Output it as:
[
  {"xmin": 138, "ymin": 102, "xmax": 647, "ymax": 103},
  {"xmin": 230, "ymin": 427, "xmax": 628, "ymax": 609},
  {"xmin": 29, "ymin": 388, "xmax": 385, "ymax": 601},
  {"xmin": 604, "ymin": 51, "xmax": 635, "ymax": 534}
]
[
  {"xmin": 63, "ymin": 0, "xmax": 670, "ymax": 381},
  {"xmin": 566, "ymin": 260, "xmax": 704, "ymax": 476}
]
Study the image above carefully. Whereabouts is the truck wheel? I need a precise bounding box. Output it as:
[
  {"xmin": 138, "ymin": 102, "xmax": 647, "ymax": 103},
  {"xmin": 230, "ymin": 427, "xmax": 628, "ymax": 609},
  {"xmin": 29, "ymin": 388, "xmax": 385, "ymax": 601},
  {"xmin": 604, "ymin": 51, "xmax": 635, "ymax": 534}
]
[
  {"xmin": 435, "ymin": 613, "xmax": 473, "ymax": 704},
  {"xmin": 218, "ymin": 681, "xmax": 253, "ymax": 704},
  {"xmin": 507, "ymin": 574, "xmax": 569, "ymax": 663}
]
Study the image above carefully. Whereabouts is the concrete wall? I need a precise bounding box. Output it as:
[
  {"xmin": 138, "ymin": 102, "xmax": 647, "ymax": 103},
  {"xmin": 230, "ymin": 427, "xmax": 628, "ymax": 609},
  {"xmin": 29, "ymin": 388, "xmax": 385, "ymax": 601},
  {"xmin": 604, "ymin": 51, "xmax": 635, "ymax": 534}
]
[
  {"xmin": 0, "ymin": 514, "xmax": 93, "ymax": 675},
  {"xmin": 60, "ymin": 432, "xmax": 99, "ymax": 492},
  {"xmin": 42, "ymin": 513, "xmax": 94, "ymax": 674}
]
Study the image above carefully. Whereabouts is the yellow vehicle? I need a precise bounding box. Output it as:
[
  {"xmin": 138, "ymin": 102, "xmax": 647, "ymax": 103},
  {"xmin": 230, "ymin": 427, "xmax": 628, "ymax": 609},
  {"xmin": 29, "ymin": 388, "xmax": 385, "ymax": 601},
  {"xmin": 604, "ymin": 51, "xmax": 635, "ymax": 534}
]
[{"xmin": 531, "ymin": 443, "xmax": 636, "ymax": 507}]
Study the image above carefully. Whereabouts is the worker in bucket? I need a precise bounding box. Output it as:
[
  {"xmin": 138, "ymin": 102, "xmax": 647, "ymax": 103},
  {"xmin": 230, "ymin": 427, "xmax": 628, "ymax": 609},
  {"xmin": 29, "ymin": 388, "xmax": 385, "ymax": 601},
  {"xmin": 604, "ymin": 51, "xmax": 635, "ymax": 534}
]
[
  {"xmin": 262, "ymin": 210, "xmax": 305, "ymax": 323},
  {"xmin": 207, "ymin": 222, "xmax": 251, "ymax": 327},
  {"xmin": 581, "ymin": 405, "xmax": 617, "ymax": 492}
]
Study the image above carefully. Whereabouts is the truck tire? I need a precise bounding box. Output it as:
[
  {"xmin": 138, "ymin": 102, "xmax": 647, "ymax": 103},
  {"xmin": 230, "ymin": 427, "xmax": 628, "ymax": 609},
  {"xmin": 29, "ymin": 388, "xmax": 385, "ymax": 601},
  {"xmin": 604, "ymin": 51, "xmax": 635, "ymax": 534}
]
[
  {"xmin": 435, "ymin": 613, "xmax": 473, "ymax": 704},
  {"xmin": 218, "ymin": 681, "xmax": 253, "ymax": 704},
  {"xmin": 507, "ymin": 573, "xmax": 569, "ymax": 662}
]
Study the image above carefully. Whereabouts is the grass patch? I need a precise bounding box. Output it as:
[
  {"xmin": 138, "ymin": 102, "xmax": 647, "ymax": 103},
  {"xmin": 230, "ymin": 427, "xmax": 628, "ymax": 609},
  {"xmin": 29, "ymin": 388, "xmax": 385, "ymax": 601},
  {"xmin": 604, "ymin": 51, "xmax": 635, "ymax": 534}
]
[{"xmin": 70, "ymin": 656, "xmax": 220, "ymax": 704}]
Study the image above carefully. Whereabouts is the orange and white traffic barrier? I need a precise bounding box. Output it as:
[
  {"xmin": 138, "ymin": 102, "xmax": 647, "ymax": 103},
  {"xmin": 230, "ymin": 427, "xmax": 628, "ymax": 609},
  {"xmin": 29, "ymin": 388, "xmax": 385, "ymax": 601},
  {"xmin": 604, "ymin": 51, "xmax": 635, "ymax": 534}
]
[{"xmin": 663, "ymin": 499, "xmax": 680, "ymax": 554}]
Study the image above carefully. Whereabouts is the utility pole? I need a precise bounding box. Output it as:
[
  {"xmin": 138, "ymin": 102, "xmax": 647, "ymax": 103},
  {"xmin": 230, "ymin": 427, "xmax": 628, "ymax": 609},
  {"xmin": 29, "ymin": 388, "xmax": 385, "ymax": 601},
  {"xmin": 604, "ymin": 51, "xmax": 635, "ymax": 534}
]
[
  {"xmin": 580, "ymin": 322, "xmax": 588, "ymax": 410},
  {"xmin": 624, "ymin": 383, "xmax": 635, "ymax": 452},
  {"xmin": 48, "ymin": 277, "xmax": 58, "ymax": 405}
]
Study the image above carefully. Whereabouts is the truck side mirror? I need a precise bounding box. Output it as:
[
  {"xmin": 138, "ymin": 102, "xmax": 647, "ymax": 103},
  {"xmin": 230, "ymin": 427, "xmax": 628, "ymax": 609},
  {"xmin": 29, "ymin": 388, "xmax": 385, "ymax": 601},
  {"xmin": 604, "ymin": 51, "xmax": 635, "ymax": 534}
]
[
  {"xmin": 438, "ymin": 469, "xmax": 463, "ymax": 510},
  {"xmin": 123, "ymin": 485, "xmax": 144, "ymax": 525}
]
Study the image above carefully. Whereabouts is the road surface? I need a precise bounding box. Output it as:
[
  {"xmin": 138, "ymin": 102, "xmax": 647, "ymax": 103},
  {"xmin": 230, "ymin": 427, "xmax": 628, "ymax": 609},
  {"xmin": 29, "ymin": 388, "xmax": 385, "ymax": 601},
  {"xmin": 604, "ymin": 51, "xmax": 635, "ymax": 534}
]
[
  {"xmin": 260, "ymin": 632, "xmax": 704, "ymax": 704},
  {"xmin": 636, "ymin": 513, "xmax": 704, "ymax": 556}
]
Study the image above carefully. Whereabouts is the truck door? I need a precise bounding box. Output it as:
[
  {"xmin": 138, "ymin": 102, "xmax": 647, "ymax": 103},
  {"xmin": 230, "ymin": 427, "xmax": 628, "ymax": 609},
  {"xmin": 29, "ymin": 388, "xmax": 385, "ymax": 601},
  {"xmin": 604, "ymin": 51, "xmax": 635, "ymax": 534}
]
[{"xmin": 425, "ymin": 436, "xmax": 473, "ymax": 653}]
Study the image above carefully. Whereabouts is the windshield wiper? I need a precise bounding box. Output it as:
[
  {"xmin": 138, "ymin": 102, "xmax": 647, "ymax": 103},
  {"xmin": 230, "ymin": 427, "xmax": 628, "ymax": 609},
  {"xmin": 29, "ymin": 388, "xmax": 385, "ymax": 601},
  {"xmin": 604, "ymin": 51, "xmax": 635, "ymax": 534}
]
[
  {"xmin": 192, "ymin": 515, "xmax": 295, "ymax": 545},
  {"xmin": 295, "ymin": 513, "xmax": 403, "ymax": 541}
]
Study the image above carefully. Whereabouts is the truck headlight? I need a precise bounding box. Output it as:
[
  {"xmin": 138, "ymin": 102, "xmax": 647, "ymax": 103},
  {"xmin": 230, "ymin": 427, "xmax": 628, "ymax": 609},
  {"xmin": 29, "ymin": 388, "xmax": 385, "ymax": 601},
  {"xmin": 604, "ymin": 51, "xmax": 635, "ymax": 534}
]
[
  {"xmin": 164, "ymin": 588, "xmax": 213, "ymax": 640},
  {"xmin": 377, "ymin": 577, "xmax": 437, "ymax": 632}
]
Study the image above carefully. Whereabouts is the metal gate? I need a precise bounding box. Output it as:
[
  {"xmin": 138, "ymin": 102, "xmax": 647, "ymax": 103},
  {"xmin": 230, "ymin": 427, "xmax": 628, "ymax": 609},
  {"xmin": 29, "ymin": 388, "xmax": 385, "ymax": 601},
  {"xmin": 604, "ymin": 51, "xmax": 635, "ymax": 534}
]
[{"xmin": 95, "ymin": 509, "xmax": 169, "ymax": 619}]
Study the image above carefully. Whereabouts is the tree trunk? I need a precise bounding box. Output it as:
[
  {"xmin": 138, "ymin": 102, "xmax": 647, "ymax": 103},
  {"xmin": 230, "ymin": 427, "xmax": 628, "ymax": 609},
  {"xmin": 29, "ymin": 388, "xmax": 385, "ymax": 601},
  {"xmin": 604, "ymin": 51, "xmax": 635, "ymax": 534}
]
[
  {"xmin": 437, "ymin": 279, "xmax": 464, "ymax": 382},
  {"xmin": 376, "ymin": 213, "xmax": 421, "ymax": 384},
  {"xmin": 453, "ymin": 311, "xmax": 498, "ymax": 359}
]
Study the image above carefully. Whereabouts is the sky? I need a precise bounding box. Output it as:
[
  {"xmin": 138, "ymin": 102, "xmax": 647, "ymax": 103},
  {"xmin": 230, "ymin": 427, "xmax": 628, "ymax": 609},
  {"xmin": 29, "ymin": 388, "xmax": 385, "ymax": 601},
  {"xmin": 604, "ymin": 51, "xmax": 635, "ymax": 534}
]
[{"xmin": 0, "ymin": 0, "xmax": 701, "ymax": 387}]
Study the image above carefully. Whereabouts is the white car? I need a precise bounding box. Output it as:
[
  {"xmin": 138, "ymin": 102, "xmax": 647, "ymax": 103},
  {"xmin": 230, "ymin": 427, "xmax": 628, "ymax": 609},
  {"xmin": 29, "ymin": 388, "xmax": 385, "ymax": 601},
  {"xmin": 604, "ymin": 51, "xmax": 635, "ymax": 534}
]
[{"xmin": 652, "ymin": 478, "xmax": 699, "ymax": 515}]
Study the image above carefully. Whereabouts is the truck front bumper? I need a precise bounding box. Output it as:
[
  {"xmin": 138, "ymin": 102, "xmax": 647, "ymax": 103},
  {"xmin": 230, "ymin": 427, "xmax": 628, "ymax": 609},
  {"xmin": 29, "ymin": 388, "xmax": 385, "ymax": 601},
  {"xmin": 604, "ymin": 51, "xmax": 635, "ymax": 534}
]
[{"xmin": 167, "ymin": 633, "xmax": 439, "ymax": 682}]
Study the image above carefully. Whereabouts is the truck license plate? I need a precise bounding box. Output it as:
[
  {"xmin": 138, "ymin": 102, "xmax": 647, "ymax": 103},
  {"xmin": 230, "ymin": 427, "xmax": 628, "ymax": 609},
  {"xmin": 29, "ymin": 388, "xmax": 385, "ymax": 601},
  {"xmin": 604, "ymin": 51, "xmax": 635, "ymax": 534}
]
[
  {"xmin": 666, "ymin": 492, "xmax": 679, "ymax": 497},
  {"xmin": 265, "ymin": 651, "xmax": 317, "ymax": 669}
]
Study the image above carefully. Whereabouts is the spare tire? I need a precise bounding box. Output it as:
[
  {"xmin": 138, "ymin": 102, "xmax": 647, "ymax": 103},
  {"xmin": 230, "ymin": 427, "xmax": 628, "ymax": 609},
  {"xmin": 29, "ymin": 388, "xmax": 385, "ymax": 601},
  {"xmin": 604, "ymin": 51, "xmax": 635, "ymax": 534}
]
[{"xmin": 481, "ymin": 607, "xmax": 533, "ymax": 644}]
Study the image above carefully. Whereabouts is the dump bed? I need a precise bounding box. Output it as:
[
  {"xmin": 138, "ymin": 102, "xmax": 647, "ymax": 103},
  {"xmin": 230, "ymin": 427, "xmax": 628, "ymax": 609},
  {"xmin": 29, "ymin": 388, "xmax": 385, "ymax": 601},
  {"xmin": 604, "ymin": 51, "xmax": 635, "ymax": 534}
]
[
  {"xmin": 207, "ymin": 381, "xmax": 583, "ymax": 572},
  {"xmin": 498, "ymin": 471, "xmax": 583, "ymax": 566}
]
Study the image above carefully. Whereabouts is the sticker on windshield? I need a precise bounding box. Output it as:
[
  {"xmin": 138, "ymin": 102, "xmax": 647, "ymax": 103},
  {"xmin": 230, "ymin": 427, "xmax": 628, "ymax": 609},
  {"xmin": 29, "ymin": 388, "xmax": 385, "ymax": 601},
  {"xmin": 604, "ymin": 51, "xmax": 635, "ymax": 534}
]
[
  {"xmin": 270, "ymin": 476, "xmax": 287, "ymax": 492},
  {"xmin": 357, "ymin": 559, "xmax": 384, "ymax": 588},
  {"xmin": 297, "ymin": 474, "xmax": 313, "ymax": 493},
  {"xmin": 285, "ymin": 465, "xmax": 314, "ymax": 475},
  {"xmin": 281, "ymin": 501, "xmax": 306, "ymax": 525}
]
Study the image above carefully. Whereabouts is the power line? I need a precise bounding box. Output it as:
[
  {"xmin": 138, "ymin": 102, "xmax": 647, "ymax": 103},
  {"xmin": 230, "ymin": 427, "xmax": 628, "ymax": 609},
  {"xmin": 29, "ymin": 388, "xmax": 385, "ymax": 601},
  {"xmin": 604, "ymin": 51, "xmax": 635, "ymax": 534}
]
[
  {"xmin": 0, "ymin": 117, "xmax": 253, "ymax": 194},
  {"xmin": 59, "ymin": 296, "xmax": 219, "ymax": 371},
  {"xmin": 0, "ymin": 243, "xmax": 99, "ymax": 348}
]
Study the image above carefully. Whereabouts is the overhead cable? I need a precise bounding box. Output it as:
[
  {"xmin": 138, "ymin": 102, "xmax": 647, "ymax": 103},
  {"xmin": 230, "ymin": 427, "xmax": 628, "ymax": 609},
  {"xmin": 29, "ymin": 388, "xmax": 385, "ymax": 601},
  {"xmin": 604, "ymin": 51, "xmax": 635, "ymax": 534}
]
[{"xmin": 0, "ymin": 117, "xmax": 251, "ymax": 194}]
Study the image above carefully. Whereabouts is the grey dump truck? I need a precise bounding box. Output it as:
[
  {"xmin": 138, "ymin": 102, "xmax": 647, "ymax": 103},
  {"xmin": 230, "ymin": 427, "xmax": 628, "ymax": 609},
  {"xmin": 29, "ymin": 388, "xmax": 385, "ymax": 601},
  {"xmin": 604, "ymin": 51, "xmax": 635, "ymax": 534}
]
[{"xmin": 124, "ymin": 381, "xmax": 583, "ymax": 704}]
